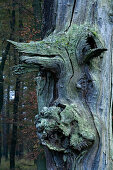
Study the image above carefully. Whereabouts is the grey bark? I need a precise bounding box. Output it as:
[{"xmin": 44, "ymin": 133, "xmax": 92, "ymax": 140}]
[
  {"xmin": 36, "ymin": 1, "xmax": 113, "ymax": 169},
  {"xmin": 9, "ymin": 0, "xmax": 113, "ymax": 169}
]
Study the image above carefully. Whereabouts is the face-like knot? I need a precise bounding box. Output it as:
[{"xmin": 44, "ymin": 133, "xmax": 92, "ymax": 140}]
[
  {"xmin": 35, "ymin": 104, "xmax": 96, "ymax": 153},
  {"xmin": 8, "ymin": 24, "xmax": 106, "ymax": 157}
]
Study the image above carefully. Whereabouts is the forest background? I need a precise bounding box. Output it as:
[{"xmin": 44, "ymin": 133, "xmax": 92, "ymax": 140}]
[
  {"xmin": 0, "ymin": 0, "xmax": 112, "ymax": 170},
  {"xmin": 0, "ymin": 0, "xmax": 44, "ymax": 169}
]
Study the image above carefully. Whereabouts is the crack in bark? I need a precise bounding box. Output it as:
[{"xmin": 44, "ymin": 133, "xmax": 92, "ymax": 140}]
[
  {"xmin": 64, "ymin": 47, "xmax": 74, "ymax": 84},
  {"xmin": 65, "ymin": 0, "xmax": 77, "ymax": 32},
  {"xmin": 84, "ymin": 89, "xmax": 100, "ymax": 169}
]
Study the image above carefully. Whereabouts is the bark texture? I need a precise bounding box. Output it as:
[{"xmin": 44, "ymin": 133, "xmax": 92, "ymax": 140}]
[{"xmin": 9, "ymin": 0, "xmax": 113, "ymax": 169}]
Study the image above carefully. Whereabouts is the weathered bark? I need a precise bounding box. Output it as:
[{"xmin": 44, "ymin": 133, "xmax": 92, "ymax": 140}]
[
  {"xmin": 42, "ymin": 0, "xmax": 57, "ymax": 38},
  {"xmin": 9, "ymin": 0, "xmax": 113, "ymax": 169}
]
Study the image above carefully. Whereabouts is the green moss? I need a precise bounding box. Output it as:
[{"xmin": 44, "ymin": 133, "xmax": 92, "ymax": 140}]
[
  {"xmin": 9, "ymin": 24, "xmax": 104, "ymax": 57},
  {"xmin": 59, "ymin": 104, "xmax": 96, "ymax": 146},
  {"xmin": 70, "ymin": 133, "xmax": 83, "ymax": 147},
  {"xmin": 46, "ymin": 143, "xmax": 65, "ymax": 152},
  {"xmin": 10, "ymin": 24, "xmax": 105, "ymax": 154},
  {"xmin": 36, "ymin": 104, "xmax": 96, "ymax": 152},
  {"xmin": 9, "ymin": 24, "xmax": 105, "ymax": 79},
  {"xmin": 59, "ymin": 123, "xmax": 71, "ymax": 136}
]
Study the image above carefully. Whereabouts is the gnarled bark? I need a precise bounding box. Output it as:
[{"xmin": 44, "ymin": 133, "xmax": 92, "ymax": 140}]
[{"xmin": 9, "ymin": 0, "xmax": 113, "ymax": 169}]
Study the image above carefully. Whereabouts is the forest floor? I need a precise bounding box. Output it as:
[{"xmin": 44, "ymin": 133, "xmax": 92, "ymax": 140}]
[{"xmin": 0, "ymin": 158, "xmax": 37, "ymax": 170}]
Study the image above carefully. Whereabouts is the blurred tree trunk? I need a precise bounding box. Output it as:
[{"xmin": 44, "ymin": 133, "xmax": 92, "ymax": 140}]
[
  {"xmin": 32, "ymin": 0, "xmax": 42, "ymax": 39},
  {"xmin": 17, "ymin": 0, "xmax": 24, "ymax": 160},
  {"xmin": 0, "ymin": 0, "xmax": 17, "ymax": 164},
  {"xmin": 10, "ymin": 0, "xmax": 22, "ymax": 169},
  {"xmin": 17, "ymin": 82, "xmax": 24, "ymax": 159},
  {"xmin": 10, "ymin": 77, "xmax": 20, "ymax": 170},
  {"xmin": 0, "ymin": 33, "xmax": 11, "ymax": 165},
  {"xmin": 2, "ymin": 52, "xmax": 11, "ymax": 160},
  {"xmin": 37, "ymin": 0, "xmax": 113, "ymax": 169},
  {"xmin": 5, "ymin": 84, "xmax": 10, "ymax": 160},
  {"xmin": 2, "ymin": 91, "xmax": 7, "ymax": 158}
]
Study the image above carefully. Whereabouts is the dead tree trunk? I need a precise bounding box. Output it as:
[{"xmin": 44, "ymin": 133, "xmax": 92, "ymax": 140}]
[{"xmin": 9, "ymin": 0, "xmax": 113, "ymax": 169}]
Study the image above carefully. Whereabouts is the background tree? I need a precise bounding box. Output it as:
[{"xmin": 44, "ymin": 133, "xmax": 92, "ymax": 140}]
[{"xmin": 0, "ymin": 0, "xmax": 43, "ymax": 169}]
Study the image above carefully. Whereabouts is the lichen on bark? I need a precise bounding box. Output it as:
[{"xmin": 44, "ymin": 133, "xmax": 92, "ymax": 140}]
[
  {"xmin": 36, "ymin": 104, "xmax": 96, "ymax": 152},
  {"xmin": 9, "ymin": 23, "xmax": 108, "ymax": 169}
]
